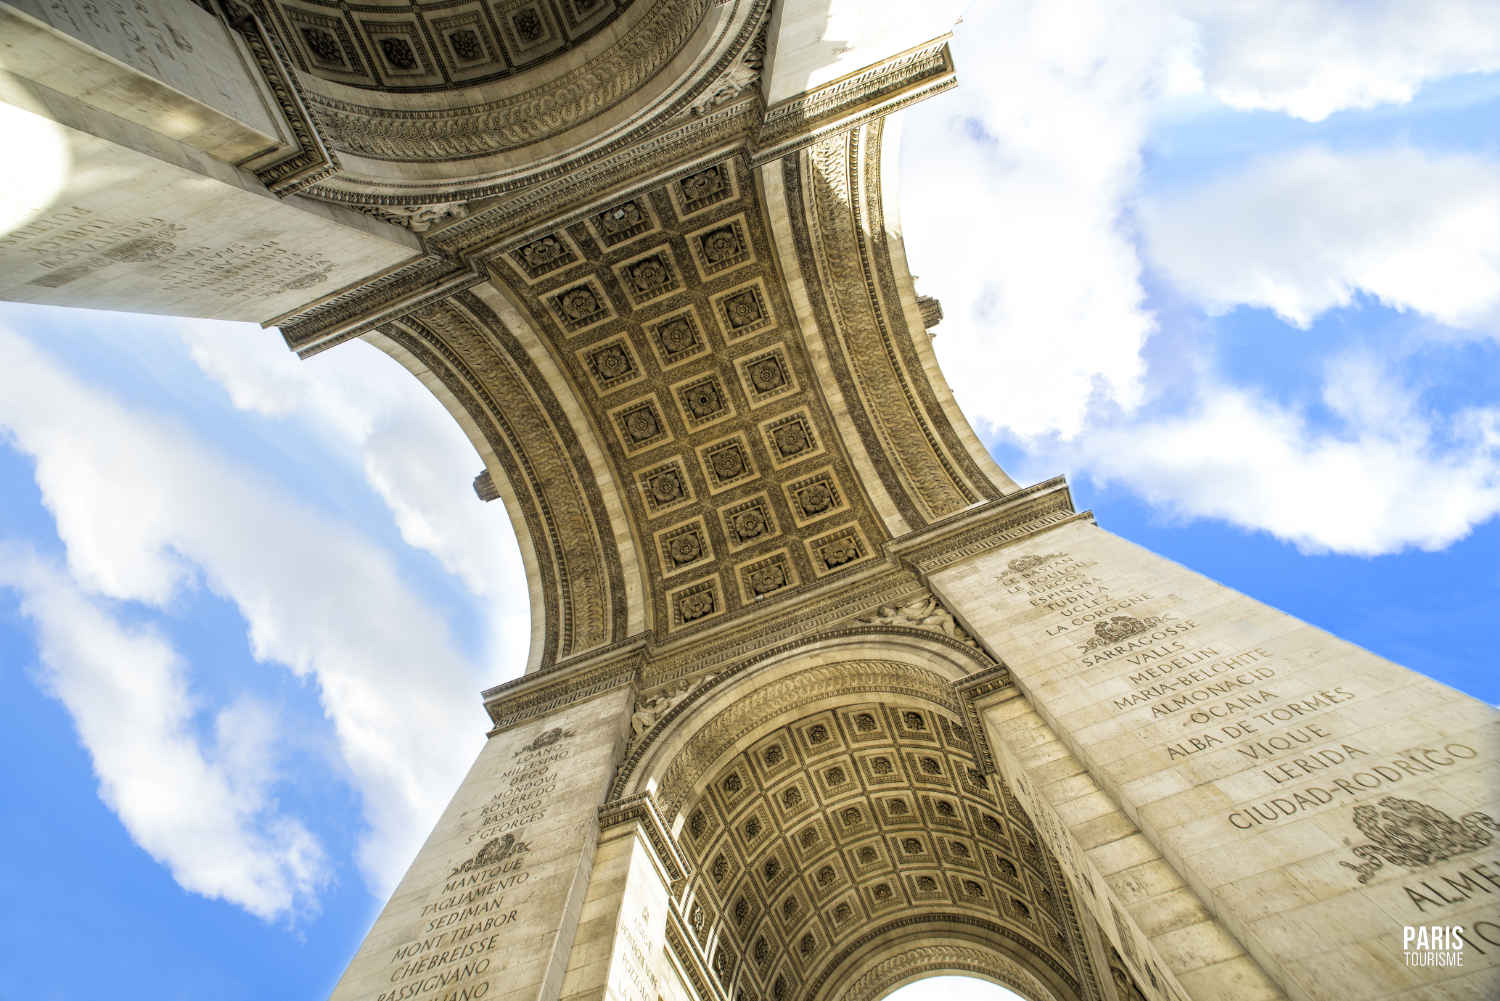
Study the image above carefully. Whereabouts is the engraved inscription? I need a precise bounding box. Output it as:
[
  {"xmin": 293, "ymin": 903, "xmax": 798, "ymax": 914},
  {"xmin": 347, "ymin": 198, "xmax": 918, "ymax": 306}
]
[
  {"xmin": 990, "ymin": 547, "xmax": 1492, "ymax": 849},
  {"xmin": 373, "ymin": 727, "xmax": 580, "ymax": 1001},
  {"xmin": 1, "ymin": 206, "xmax": 335, "ymax": 297}
]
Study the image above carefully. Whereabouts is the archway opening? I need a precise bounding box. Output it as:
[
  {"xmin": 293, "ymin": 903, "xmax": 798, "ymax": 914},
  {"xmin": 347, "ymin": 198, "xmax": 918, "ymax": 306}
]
[{"xmin": 883, "ymin": 975, "xmax": 1032, "ymax": 1001}]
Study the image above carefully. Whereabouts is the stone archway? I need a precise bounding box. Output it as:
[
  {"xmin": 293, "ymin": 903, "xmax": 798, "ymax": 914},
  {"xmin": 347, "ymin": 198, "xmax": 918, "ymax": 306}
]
[
  {"xmin": 618, "ymin": 640, "xmax": 1108, "ymax": 1001},
  {"xmin": 837, "ymin": 947, "xmax": 1058, "ymax": 1001}
]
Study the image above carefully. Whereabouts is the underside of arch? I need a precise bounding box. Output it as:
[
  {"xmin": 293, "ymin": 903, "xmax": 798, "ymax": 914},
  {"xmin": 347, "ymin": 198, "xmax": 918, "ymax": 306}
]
[
  {"xmin": 233, "ymin": 0, "xmax": 769, "ymax": 201},
  {"xmin": 821, "ymin": 925, "xmax": 1069, "ymax": 1001},
  {"xmin": 617, "ymin": 645, "xmax": 1112, "ymax": 1001},
  {"xmin": 312, "ymin": 114, "xmax": 1030, "ymax": 674},
  {"xmin": 364, "ymin": 289, "xmax": 639, "ymax": 669}
]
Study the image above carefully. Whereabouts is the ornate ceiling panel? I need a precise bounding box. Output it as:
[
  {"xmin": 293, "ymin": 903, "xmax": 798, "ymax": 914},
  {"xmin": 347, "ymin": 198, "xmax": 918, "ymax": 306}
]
[
  {"xmin": 339, "ymin": 120, "xmax": 1017, "ymax": 665},
  {"xmin": 484, "ymin": 154, "xmax": 891, "ymax": 643},
  {"xmin": 232, "ymin": 0, "xmax": 763, "ymax": 201},
  {"xmin": 270, "ymin": 0, "xmax": 636, "ymax": 93}
]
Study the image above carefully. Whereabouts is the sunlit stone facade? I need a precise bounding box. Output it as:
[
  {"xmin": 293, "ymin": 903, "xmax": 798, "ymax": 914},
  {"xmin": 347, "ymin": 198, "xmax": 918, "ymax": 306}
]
[{"xmin": 2, "ymin": 3, "xmax": 1496, "ymax": 999}]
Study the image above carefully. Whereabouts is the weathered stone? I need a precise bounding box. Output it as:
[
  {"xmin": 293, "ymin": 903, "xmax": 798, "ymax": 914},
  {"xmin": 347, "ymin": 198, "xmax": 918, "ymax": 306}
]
[{"xmin": 4, "ymin": 4, "xmax": 1495, "ymax": 999}]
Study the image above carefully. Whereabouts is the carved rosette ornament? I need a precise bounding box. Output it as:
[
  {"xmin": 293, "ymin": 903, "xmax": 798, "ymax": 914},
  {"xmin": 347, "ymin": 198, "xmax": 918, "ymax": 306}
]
[
  {"xmin": 1340, "ymin": 796, "xmax": 1500, "ymax": 883},
  {"xmin": 856, "ymin": 591, "xmax": 979, "ymax": 649}
]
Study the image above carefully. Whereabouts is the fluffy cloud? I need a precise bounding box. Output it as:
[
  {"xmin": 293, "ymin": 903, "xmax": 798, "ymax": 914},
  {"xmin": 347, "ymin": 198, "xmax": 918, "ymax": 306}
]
[
  {"xmin": 1180, "ymin": 1, "xmax": 1500, "ymax": 121},
  {"xmin": 899, "ymin": 2, "xmax": 1178, "ymax": 438},
  {"xmin": 0, "ymin": 546, "xmax": 328, "ymax": 920},
  {"xmin": 0, "ymin": 326, "xmax": 489, "ymax": 898},
  {"xmin": 1139, "ymin": 146, "xmax": 1500, "ymax": 331},
  {"xmin": 174, "ymin": 321, "xmax": 530, "ymax": 669},
  {"xmin": 1058, "ymin": 355, "xmax": 1500, "ymax": 554},
  {"xmin": 898, "ymin": 1, "xmax": 1500, "ymax": 554},
  {"xmin": 905, "ymin": 0, "xmax": 1500, "ymax": 439}
]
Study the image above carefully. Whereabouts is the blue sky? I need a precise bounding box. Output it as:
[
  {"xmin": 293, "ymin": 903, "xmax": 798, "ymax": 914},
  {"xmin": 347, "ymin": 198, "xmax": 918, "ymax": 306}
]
[{"xmin": 2, "ymin": 3, "xmax": 1498, "ymax": 999}]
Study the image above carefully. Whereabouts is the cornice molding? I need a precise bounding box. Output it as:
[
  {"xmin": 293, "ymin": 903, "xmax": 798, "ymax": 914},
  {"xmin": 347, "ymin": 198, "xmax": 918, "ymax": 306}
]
[
  {"xmin": 665, "ymin": 906, "xmax": 728, "ymax": 1001},
  {"xmin": 429, "ymin": 103, "xmax": 760, "ymax": 251},
  {"xmin": 952, "ymin": 665, "xmax": 1016, "ymax": 776},
  {"xmin": 890, "ymin": 477, "xmax": 1094, "ymax": 574},
  {"xmin": 276, "ymin": 256, "xmax": 479, "ymax": 357},
  {"xmin": 598, "ymin": 791, "xmax": 690, "ymax": 886},
  {"xmin": 753, "ymin": 39, "xmax": 957, "ymax": 165},
  {"xmin": 642, "ymin": 565, "xmax": 919, "ymax": 684},
  {"xmin": 220, "ymin": 0, "xmax": 339, "ymax": 195},
  {"xmin": 483, "ymin": 641, "xmax": 644, "ymax": 731}
]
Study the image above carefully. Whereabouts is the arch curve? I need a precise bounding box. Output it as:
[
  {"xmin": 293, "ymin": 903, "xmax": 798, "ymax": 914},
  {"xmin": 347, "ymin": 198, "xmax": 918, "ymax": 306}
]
[
  {"xmin": 258, "ymin": 0, "xmax": 768, "ymax": 201},
  {"xmin": 363, "ymin": 287, "xmax": 644, "ymax": 670},
  {"xmin": 827, "ymin": 933, "xmax": 1068, "ymax": 1001},
  {"xmin": 628, "ymin": 642, "xmax": 1099, "ymax": 1001},
  {"xmin": 614, "ymin": 630, "xmax": 994, "ymax": 812}
]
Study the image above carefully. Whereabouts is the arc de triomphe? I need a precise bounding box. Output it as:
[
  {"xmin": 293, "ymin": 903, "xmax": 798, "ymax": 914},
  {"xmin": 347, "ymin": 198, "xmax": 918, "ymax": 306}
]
[{"xmin": 1, "ymin": 3, "xmax": 1496, "ymax": 1000}]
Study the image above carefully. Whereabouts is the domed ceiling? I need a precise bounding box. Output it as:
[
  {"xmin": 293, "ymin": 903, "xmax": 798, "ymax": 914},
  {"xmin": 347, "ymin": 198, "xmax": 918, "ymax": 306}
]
[
  {"xmin": 250, "ymin": 0, "xmax": 761, "ymax": 203},
  {"xmin": 269, "ymin": 0, "xmax": 638, "ymax": 93}
]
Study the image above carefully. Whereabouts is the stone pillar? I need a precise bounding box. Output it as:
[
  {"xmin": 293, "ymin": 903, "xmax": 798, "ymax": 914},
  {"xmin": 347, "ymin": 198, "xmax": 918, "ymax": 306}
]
[
  {"xmin": 557, "ymin": 797, "xmax": 686, "ymax": 1001},
  {"xmin": 2, "ymin": 0, "xmax": 284, "ymax": 158},
  {"xmin": 0, "ymin": 0, "xmax": 417, "ymax": 321},
  {"xmin": 931, "ymin": 518, "xmax": 1500, "ymax": 1001},
  {"xmin": 328, "ymin": 687, "xmax": 635, "ymax": 1001}
]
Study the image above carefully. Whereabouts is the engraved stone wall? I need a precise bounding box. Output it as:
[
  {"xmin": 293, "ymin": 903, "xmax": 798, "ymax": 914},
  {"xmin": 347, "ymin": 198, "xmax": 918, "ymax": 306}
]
[
  {"xmin": 327, "ymin": 687, "xmax": 634, "ymax": 1001},
  {"xmin": 0, "ymin": 121, "xmax": 414, "ymax": 321},
  {"xmin": 6, "ymin": 0, "xmax": 282, "ymax": 144},
  {"xmin": 932, "ymin": 521, "xmax": 1500, "ymax": 1001}
]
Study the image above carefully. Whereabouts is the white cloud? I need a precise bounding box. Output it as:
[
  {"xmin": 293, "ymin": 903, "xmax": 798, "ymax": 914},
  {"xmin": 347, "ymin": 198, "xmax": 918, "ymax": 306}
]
[
  {"xmin": 173, "ymin": 320, "xmax": 529, "ymax": 668},
  {"xmin": 0, "ymin": 546, "xmax": 327, "ymax": 920},
  {"xmin": 0, "ymin": 326, "xmax": 490, "ymax": 899},
  {"xmin": 1179, "ymin": 1, "xmax": 1500, "ymax": 122},
  {"xmin": 1058, "ymin": 355, "xmax": 1500, "ymax": 555},
  {"xmin": 897, "ymin": 1, "xmax": 1500, "ymax": 553},
  {"xmin": 905, "ymin": 1, "xmax": 1500, "ymax": 440},
  {"xmin": 1139, "ymin": 146, "xmax": 1500, "ymax": 332},
  {"xmin": 902, "ymin": 1, "xmax": 1180, "ymax": 438}
]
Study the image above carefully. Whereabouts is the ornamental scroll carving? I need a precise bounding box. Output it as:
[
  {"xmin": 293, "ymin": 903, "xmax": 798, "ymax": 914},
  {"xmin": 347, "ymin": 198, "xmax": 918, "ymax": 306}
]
[
  {"xmin": 690, "ymin": 24, "xmax": 765, "ymax": 115},
  {"xmin": 798, "ymin": 129, "xmax": 977, "ymax": 524},
  {"xmin": 358, "ymin": 201, "xmax": 469, "ymax": 233},
  {"xmin": 856, "ymin": 591, "xmax": 978, "ymax": 649},
  {"xmin": 1340, "ymin": 796, "xmax": 1500, "ymax": 883}
]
